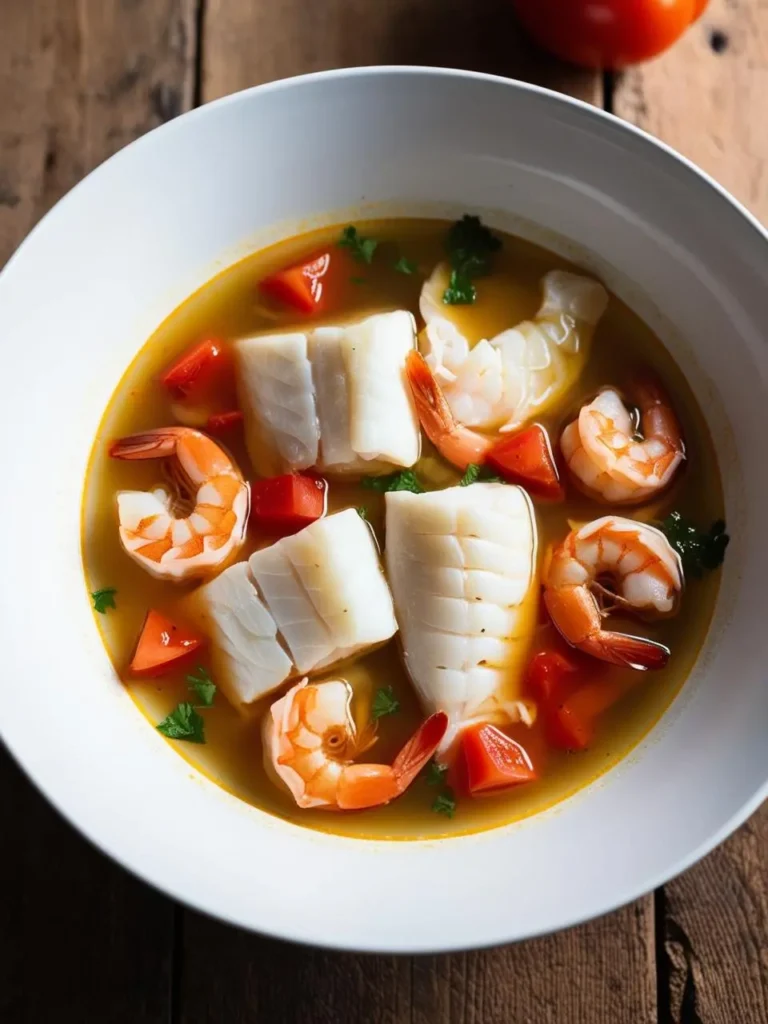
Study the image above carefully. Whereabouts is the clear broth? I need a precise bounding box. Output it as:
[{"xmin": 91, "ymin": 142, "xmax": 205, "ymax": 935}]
[{"xmin": 82, "ymin": 219, "xmax": 724, "ymax": 839}]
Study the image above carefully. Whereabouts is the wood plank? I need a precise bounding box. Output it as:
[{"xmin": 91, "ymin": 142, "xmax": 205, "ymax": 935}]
[
  {"xmin": 613, "ymin": 0, "xmax": 768, "ymax": 222},
  {"xmin": 181, "ymin": 9, "xmax": 656, "ymax": 1024},
  {"xmin": 0, "ymin": 1, "xmax": 197, "ymax": 1020},
  {"xmin": 201, "ymin": 0, "xmax": 600, "ymax": 104},
  {"xmin": 180, "ymin": 899, "xmax": 655, "ymax": 1024},
  {"xmin": 615, "ymin": 3, "xmax": 768, "ymax": 1021}
]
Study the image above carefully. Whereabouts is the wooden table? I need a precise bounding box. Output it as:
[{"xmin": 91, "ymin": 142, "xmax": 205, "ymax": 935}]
[{"xmin": 1, "ymin": 2, "xmax": 766, "ymax": 1021}]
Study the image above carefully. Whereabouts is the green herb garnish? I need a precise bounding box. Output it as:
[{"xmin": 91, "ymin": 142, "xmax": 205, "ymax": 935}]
[
  {"xmin": 426, "ymin": 761, "xmax": 448, "ymax": 786},
  {"xmin": 459, "ymin": 463, "xmax": 503, "ymax": 486},
  {"xmin": 356, "ymin": 506, "xmax": 368, "ymax": 521},
  {"xmin": 156, "ymin": 703, "xmax": 206, "ymax": 744},
  {"xmin": 362, "ymin": 469, "xmax": 425, "ymax": 494},
  {"xmin": 372, "ymin": 686, "xmax": 400, "ymax": 720},
  {"xmin": 394, "ymin": 256, "xmax": 417, "ymax": 275},
  {"xmin": 91, "ymin": 587, "xmax": 117, "ymax": 614},
  {"xmin": 432, "ymin": 789, "xmax": 457, "ymax": 818},
  {"xmin": 338, "ymin": 225, "xmax": 378, "ymax": 264},
  {"xmin": 659, "ymin": 512, "xmax": 729, "ymax": 577},
  {"xmin": 442, "ymin": 215, "xmax": 501, "ymax": 305},
  {"xmin": 186, "ymin": 666, "xmax": 217, "ymax": 707}
]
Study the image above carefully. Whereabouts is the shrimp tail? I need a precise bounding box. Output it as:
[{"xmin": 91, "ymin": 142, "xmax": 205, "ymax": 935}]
[
  {"xmin": 580, "ymin": 630, "xmax": 670, "ymax": 671},
  {"xmin": 336, "ymin": 711, "xmax": 448, "ymax": 810},
  {"xmin": 109, "ymin": 428, "xmax": 180, "ymax": 460},
  {"xmin": 405, "ymin": 350, "xmax": 457, "ymax": 447}
]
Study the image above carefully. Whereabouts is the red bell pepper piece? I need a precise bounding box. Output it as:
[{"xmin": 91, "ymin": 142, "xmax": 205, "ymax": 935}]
[
  {"xmin": 487, "ymin": 424, "xmax": 564, "ymax": 500},
  {"xmin": 205, "ymin": 410, "xmax": 244, "ymax": 434},
  {"xmin": 129, "ymin": 610, "xmax": 204, "ymax": 677},
  {"xmin": 461, "ymin": 723, "xmax": 537, "ymax": 794},
  {"xmin": 250, "ymin": 474, "xmax": 327, "ymax": 535},
  {"xmin": 160, "ymin": 340, "xmax": 233, "ymax": 402},
  {"xmin": 260, "ymin": 252, "xmax": 334, "ymax": 314}
]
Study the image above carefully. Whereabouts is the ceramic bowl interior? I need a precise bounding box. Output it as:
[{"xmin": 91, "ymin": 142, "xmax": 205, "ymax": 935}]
[{"xmin": 1, "ymin": 68, "xmax": 767, "ymax": 953}]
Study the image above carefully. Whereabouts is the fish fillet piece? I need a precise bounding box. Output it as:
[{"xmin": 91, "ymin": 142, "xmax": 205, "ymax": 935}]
[
  {"xmin": 252, "ymin": 508, "xmax": 398, "ymax": 663},
  {"xmin": 235, "ymin": 331, "xmax": 319, "ymax": 477},
  {"xmin": 234, "ymin": 311, "xmax": 419, "ymax": 476},
  {"xmin": 181, "ymin": 561, "xmax": 293, "ymax": 711},
  {"xmin": 385, "ymin": 483, "xmax": 538, "ymax": 748}
]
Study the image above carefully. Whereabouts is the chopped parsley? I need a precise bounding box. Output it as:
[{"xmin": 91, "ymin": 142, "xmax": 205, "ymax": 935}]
[
  {"xmin": 659, "ymin": 512, "xmax": 729, "ymax": 577},
  {"xmin": 156, "ymin": 703, "xmax": 205, "ymax": 744},
  {"xmin": 186, "ymin": 666, "xmax": 217, "ymax": 707},
  {"xmin": 459, "ymin": 463, "xmax": 503, "ymax": 486},
  {"xmin": 91, "ymin": 587, "xmax": 117, "ymax": 614},
  {"xmin": 371, "ymin": 686, "xmax": 400, "ymax": 720},
  {"xmin": 338, "ymin": 225, "xmax": 378, "ymax": 265},
  {"xmin": 425, "ymin": 760, "xmax": 448, "ymax": 786},
  {"xmin": 362, "ymin": 469, "xmax": 425, "ymax": 494},
  {"xmin": 394, "ymin": 256, "xmax": 417, "ymax": 275},
  {"xmin": 356, "ymin": 506, "xmax": 368, "ymax": 521},
  {"xmin": 432, "ymin": 789, "xmax": 457, "ymax": 818},
  {"xmin": 443, "ymin": 215, "xmax": 502, "ymax": 306}
]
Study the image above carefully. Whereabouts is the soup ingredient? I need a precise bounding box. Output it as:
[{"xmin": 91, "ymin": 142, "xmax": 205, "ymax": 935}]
[
  {"xmin": 461, "ymin": 723, "xmax": 537, "ymax": 794},
  {"xmin": 486, "ymin": 424, "xmax": 563, "ymax": 500},
  {"xmin": 160, "ymin": 340, "xmax": 237, "ymax": 428},
  {"xmin": 110, "ymin": 427, "xmax": 250, "ymax": 581},
  {"xmin": 561, "ymin": 383, "xmax": 684, "ymax": 504},
  {"xmin": 459, "ymin": 463, "xmax": 502, "ymax": 486},
  {"xmin": 420, "ymin": 269, "xmax": 608, "ymax": 433},
  {"xmin": 386, "ymin": 483, "xmax": 539, "ymax": 751},
  {"xmin": 544, "ymin": 517, "xmax": 683, "ymax": 670},
  {"xmin": 394, "ymin": 257, "xmax": 417, "ymax": 275},
  {"xmin": 91, "ymin": 586, "xmax": 117, "ymax": 613},
  {"xmin": 443, "ymin": 215, "xmax": 502, "ymax": 306},
  {"xmin": 337, "ymin": 225, "xmax": 378, "ymax": 265},
  {"xmin": 250, "ymin": 474, "xmax": 327, "ymax": 535},
  {"xmin": 205, "ymin": 410, "xmax": 243, "ymax": 434},
  {"xmin": 129, "ymin": 609, "xmax": 204, "ymax": 677},
  {"xmin": 526, "ymin": 649, "xmax": 626, "ymax": 749},
  {"xmin": 234, "ymin": 311, "xmax": 420, "ymax": 477},
  {"xmin": 426, "ymin": 760, "xmax": 448, "ymax": 785},
  {"xmin": 660, "ymin": 511, "xmax": 729, "ymax": 577},
  {"xmin": 512, "ymin": 0, "xmax": 708, "ymax": 69},
  {"xmin": 432, "ymin": 790, "xmax": 457, "ymax": 817},
  {"xmin": 362, "ymin": 468, "xmax": 425, "ymax": 494},
  {"xmin": 263, "ymin": 678, "xmax": 448, "ymax": 810},
  {"xmin": 183, "ymin": 509, "xmax": 397, "ymax": 710},
  {"xmin": 260, "ymin": 251, "xmax": 337, "ymax": 314},
  {"xmin": 372, "ymin": 685, "xmax": 400, "ymax": 719},
  {"xmin": 156, "ymin": 702, "xmax": 206, "ymax": 744},
  {"xmin": 186, "ymin": 666, "xmax": 217, "ymax": 706}
]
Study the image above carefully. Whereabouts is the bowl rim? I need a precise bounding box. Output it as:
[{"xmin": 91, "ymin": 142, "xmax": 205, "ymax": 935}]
[{"xmin": 2, "ymin": 64, "xmax": 768, "ymax": 953}]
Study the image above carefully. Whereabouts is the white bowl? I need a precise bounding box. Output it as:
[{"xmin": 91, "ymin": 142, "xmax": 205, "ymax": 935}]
[{"xmin": 1, "ymin": 67, "xmax": 767, "ymax": 954}]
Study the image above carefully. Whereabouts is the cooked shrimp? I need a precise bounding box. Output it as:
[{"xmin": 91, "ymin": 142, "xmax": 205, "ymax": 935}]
[
  {"xmin": 544, "ymin": 516, "xmax": 683, "ymax": 670},
  {"xmin": 561, "ymin": 383, "xmax": 684, "ymax": 504},
  {"xmin": 264, "ymin": 678, "xmax": 448, "ymax": 810},
  {"xmin": 405, "ymin": 350, "xmax": 494, "ymax": 471},
  {"xmin": 419, "ymin": 267, "xmax": 608, "ymax": 432},
  {"xmin": 110, "ymin": 426, "xmax": 249, "ymax": 581}
]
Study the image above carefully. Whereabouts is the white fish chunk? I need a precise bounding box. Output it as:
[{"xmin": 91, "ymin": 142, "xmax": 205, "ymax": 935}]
[
  {"xmin": 385, "ymin": 484, "xmax": 539, "ymax": 749},
  {"xmin": 184, "ymin": 510, "xmax": 398, "ymax": 712},
  {"xmin": 235, "ymin": 331, "xmax": 319, "ymax": 477},
  {"xmin": 234, "ymin": 311, "xmax": 420, "ymax": 476},
  {"xmin": 181, "ymin": 561, "xmax": 293, "ymax": 710},
  {"xmin": 250, "ymin": 508, "xmax": 398, "ymax": 669}
]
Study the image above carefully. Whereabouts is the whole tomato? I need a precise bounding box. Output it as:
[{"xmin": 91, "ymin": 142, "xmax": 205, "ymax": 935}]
[{"xmin": 512, "ymin": 0, "xmax": 709, "ymax": 69}]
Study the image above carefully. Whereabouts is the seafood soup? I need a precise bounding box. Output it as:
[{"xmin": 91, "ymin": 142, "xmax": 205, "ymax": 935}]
[{"xmin": 83, "ymin": 217, "xmax": 727, "ymax": 839}]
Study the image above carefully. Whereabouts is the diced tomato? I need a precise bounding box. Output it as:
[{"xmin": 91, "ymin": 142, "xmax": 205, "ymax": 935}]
[
  {"xmin": 205, "ymin": 410, "xmax": 243, "ymax": 433},
  {"xmin": 525, "ymin": 647, "xmax": 619, "ymax": 751},
  {"xmin": 260, "ymin": 251, "xmax": 337, "ymax": 314},
  {"xmin": 461, "ymin": 723, "xmax": 537, "ymax": 794},
  {"xmin": 129, "ymin": 609, "xmax": 204, "ymax": 677},
  {"xmin": 487, "ymin": 424, "xmax": 563, "ymax": 500},
  {"xmin": 250, "ymin": 474, "xmax": 327, "ymax": 535},
  {"xmin": 161, "ymin": 340, "xmax": 232, "ymax": 401}
]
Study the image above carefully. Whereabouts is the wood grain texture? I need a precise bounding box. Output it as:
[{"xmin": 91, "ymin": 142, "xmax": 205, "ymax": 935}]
[
  {"xmin": 0, "ymin": 1, "xmax": 196, "ymax": 1021},
  {"xmin": 613, "ymin": 0, "xmax": 768, "ymax": 222},
  {"xmin": 179, "ymin": 899, "xmax": 655, "ymax": 1024},
  {"xmin": 201, "ymin": 0, "xmax": 600, "ymax": 103},
  {"xmin": 0, "ymin": 0, "xmax": 197, "ymax": 266}
]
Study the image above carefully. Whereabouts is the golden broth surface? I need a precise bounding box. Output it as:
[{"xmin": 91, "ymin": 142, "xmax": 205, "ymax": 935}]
[{"xmin": 82, "ymin": 219, "xmax": 724, "ymax": 839}]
